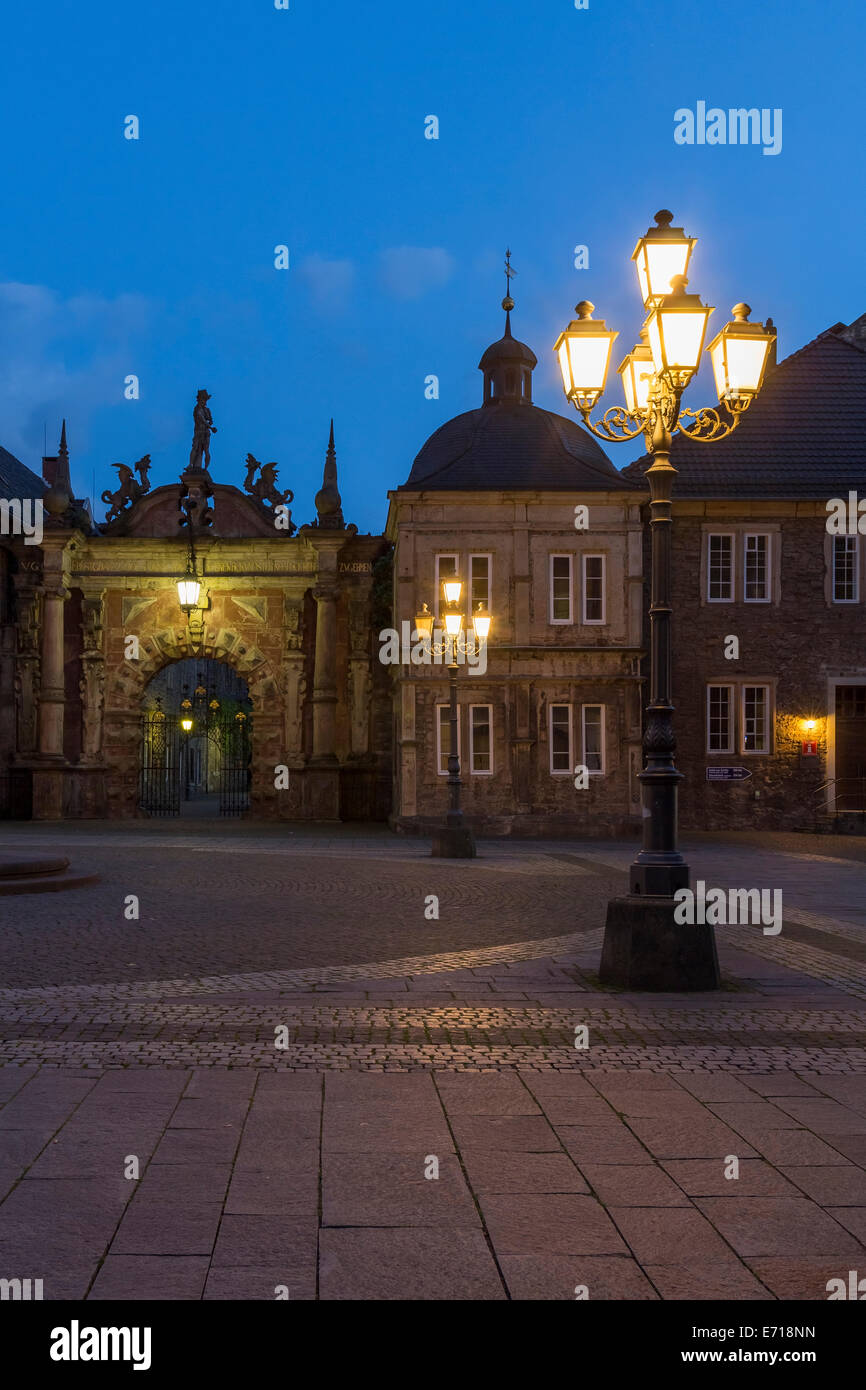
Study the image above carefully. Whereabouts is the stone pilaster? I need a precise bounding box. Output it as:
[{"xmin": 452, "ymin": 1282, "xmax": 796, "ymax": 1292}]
[
  {"xmin": 12, "ymin": 576, "xmax": 41, "ymax": 757},
  {"xmin": 347, "ymin": 596, "xmax": 371, "ymax": 758},
  {"xmin": 78, "ymin": 587, "xmax": 106, "ymax": 764}
]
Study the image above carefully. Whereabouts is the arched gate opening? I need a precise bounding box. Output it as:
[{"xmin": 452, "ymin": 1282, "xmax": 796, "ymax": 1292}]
[{"xmin": 139, "ymin": 658, "xmax": 253, "ymax": 817}]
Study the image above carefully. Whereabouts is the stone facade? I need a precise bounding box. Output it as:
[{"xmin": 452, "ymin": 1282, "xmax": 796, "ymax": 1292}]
[
  {"xmin": 0, "ymin": 431, "xmax": 392, "ymax": 822},
  {"xmin": 385, "ymin": 491, "xmax": 645, "ymax": 836}
]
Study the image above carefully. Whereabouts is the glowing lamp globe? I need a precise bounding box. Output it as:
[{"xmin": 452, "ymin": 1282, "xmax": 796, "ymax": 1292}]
[
  {"xmin": 646, "ymin": 278, "xmax": 714, "ymax": 384},
  {"xmin": 555, "ymin": 302, "xmax": 618, "ymax": 408},
  {"xmin": 707, "ymin": 305, "xmax": 774, "ymax": 402},
  {"xmin": 631, "ymin": 210, "xmax": 696, "ymax": 307}
]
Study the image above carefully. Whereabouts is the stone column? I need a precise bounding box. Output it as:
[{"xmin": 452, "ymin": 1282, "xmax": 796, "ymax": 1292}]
[
  {"xmin": 311, "ymin": 584, "xmax": 338, "ymax": 764},
  {"xmin": 38, "ymin": 578, "xmax": 68, "ymax": 759},
  {"xmin": 305, "ymin": 534, "xmax": 345, "ymax": 819},
  {"xmin": 30, "ymin": 541, "xmax": 70, "ymax": 818}
]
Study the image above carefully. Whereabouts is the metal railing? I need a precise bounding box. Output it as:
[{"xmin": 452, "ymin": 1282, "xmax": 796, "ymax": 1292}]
[{"xmin": 813, "ymin": 776, "xmax": 866, "ymax": 816}]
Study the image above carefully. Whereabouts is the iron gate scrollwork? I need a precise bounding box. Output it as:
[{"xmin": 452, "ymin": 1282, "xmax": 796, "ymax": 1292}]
[
  {"xmin": 139, "ymin": 694, "xmax": 252, "ymax": 817},
  {"xmin": 214, "ymin": 709, "xmax": 253, "ymax": 816},
  {"xmin": 139, "ymin": 706, "xmax": 181, "ymax": 816}
]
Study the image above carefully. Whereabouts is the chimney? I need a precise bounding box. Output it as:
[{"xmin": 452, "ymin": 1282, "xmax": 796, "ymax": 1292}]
[{"xmin": 765, "ymin": 317, "xmax": 777, "ymax": 371}]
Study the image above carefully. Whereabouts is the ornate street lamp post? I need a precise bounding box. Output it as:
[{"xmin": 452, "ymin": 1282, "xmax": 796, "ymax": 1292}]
[
  {"xmin": 556, "ymin": 210, "xmax": 774, "ymax": 990},
  {"xmin": 415, "ymin": 583, "xmax": 491, "ymax": 859}
]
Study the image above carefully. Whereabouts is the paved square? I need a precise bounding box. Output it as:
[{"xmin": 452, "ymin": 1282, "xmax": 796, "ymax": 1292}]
[{"xmin": 0, "ymin": 825, "xmax": 864, "ymax": 1300}]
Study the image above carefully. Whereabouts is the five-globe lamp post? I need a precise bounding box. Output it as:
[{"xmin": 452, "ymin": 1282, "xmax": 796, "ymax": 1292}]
[
  {"xmin": 555, "ymin": 210, "xmax": 775, "ymax": 991},
  {"xmin": 416, "ymin": 580, "xmax": 491, "ymax": 859}
]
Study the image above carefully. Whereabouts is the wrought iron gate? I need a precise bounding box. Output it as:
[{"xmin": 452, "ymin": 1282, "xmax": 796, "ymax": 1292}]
[
  {"xmin": 139, "ymin": 700, "xmax": 252, "ymax": 817},
  {"xmin": 213, "ymin": 710, "xmax": 253, "ymax": 816},
  {"xmin": 139, "ymin": 708, "xmax": 181, "ymax": 816}
]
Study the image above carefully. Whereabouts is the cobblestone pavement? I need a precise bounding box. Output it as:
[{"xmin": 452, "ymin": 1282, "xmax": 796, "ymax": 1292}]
[{"xmin": 0, "ymin": 824, "xmax": 864, "ymax": 1299}]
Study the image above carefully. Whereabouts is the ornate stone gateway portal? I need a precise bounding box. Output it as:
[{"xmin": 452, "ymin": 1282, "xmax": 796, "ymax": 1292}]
[{"xmin": 4, "ymin": 396, "xmax": 392, "ymax": 822}]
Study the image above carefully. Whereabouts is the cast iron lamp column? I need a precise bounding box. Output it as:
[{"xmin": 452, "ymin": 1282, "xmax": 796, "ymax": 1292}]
[
  {"xmin": 415, "ymin": 585, "xmax": 491, "ymax": 859},
  {"xmin": 555, "ymin": 210, "xmax": 775, "ymax": 990}
]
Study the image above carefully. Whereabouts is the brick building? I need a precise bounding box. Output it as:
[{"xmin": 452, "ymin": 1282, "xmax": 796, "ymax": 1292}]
[{"xmin": 624, "ymin": 312, "xmax": 866, "ymax": 831}]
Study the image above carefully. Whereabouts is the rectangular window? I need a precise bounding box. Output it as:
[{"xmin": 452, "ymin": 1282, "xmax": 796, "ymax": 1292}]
[
  {"xmin": 833, "ymin": 536, "xmax": 859, "ymax": 603},
  {"xmin": 744, "ymin": 534, "xmax": 770, "ymax": 602},
  {"xmin": 549, "ymin": 703, "xmax": 572, "ymax": 774},
  {"xmin": 742, "ymin": 685, "xmax": 771, "ymax": 754},
  {"xmin": 707, "ymin": 685, "xmax": 734, "ymax": 753},
  {"xmin": 707, "ymin": 534, "xmax": 733, "ymax": 601},
  {"xmin": 550, "ymin": 555, "xmax": 572, "ymax": 623},
  {"xmin": 582, "ymin": 554, "xmax": 606, "ymax": 624},
  {"xmin": 435, "ymin": 553, "xmax": 458, "ymax": 616},
  {"xmin": 436, "ymin": 703, "xmax": 460, "ymax": 775},
  {"xmin": 470, "ymin": 554, "xmax": 491, "ymax": 611},
  {"xmin": 581, "ymin": 704, "xmax": 605, "ymax": 773},
  {"xmin": 469, "ymin": 704, "xmax": 492, "ymax": 774}
]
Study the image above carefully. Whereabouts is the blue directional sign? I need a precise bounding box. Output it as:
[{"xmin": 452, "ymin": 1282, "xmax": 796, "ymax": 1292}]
[{"xmin": 706, "ymin": 766, "xmax": 753, "ymax": 782}]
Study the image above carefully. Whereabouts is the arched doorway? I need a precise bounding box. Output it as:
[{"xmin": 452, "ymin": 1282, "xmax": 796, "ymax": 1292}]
[{"xmin": 139, "ymin": 658, "xmax": 253, "ymax": 817}]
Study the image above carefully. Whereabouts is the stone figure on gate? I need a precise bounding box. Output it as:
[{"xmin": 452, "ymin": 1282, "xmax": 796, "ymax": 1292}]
[
  {"xmin": 190, "ymin": 390, "xmax": 217, "ymax": 470},
  {"xmin": 101, "ymin": 455, "xmax": 152, "ymax": 523}
]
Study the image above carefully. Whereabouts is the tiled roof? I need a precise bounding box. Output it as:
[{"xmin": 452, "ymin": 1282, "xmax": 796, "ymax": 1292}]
[
  {"xmin": 401, "ymin": 402, "xmax": 639, "ymax": 492},
  {"xmin": 0, "ymin": 445, "xmax": 45, "ymax": 502},
  {"xmin": 621, "ymin": 317, "xmax": 866, "ymax": 498}
]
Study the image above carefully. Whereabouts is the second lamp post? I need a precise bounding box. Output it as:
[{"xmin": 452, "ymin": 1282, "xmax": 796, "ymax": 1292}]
[{"xmin": 416, "ymin": 578, "xmax": 490, "ymax": 859}]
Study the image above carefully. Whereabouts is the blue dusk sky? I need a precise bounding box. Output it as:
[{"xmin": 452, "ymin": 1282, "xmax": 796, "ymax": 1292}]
[{"xmin": 0, "ymin": 0, "xmax": 863, "ymax": 533}]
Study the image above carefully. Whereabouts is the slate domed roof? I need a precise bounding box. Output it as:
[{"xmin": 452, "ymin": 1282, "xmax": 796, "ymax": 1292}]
[
  {"xmin": 403, "ymin": 400, "xmax": 633, "ymax": 491},
  {"xmin": 401, "ymin": 306, "xmax": 636, "ymax": 493}
]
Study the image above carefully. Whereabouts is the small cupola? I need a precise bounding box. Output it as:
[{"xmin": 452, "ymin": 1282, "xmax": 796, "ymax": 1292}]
[{"xmin": 478, "ymin": 251, "xmax": 537, "ymax": 406}]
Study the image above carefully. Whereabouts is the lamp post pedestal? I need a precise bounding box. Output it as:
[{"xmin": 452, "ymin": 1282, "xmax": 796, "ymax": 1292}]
[{"xmin": 601, "ymin": 896, "xmax": 720, "ymax": 991}]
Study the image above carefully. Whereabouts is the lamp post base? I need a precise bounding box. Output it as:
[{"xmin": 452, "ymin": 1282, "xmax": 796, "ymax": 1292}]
[
  {"xmin": 431, "ymin": 825, "xmax": 477, "ymax": 858},
  {"xmin": 600, "ymin": 895, "xmax": 720, "ymax": 992}
]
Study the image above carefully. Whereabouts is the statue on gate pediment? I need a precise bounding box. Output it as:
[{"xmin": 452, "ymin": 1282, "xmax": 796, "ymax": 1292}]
[
  {"xmin": 243, "ymin": 454, "xmax": 296, "ymax": 533},
  {"xmin": 190, "ymin": 389, "xmax": 217, "ymax": 471},
  {"xmin": 101, "ymin": 455, "xmax": 151, "ymax": 523}
]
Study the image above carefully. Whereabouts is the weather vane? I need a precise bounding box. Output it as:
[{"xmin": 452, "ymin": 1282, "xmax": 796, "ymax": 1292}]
[{"xmin": 503, "ymin": 248, "xmax": 516, "ymax": 311}]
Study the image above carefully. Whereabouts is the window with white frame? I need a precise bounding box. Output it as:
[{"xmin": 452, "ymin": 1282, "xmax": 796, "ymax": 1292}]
[
  {"xmin": 707, "ymin": 685, "xmax": 734, "ymax": 753},
  {"xmin": 833, "ymin": 535, "xmax": 859, "ymax": 603},
  {"xmin": 469, "ymin": 704, "xmax": 492, "ymax": 774},
  {"xmin": 435, "ymin": 553, "xmax": 458, "ymax": 616},
  {"xmin": 436, "ymin": 704, "xmax": 460, "ymax": 775},
  {"xmin": 470, "ymin": 554, "xmax": 491, "ymax": 611},
  {"xmin": 550, "ymin": 555, "xmax": 572, "ymax": 623},
  {"xmin": 707, "ymin": 682, "xmax": 773, "ymax": 754},
  {"xmin": 581, "ymin": 704, "xmax": 605, "ymax": 773},
  {"xmin": 582, "ymin": 554, "xmax": 606, "ymax": 624},
  {"xmin": 744, "ymin": 533, "xmax": 771, "ymax": 602},
  {"xmin": 742, "ymin": 685, "xmax": 771, "ymax": 753},
  {"xmin": 707, "ymin": 534, "xmax": 734, "ymax": 601},
  {"xmin": 549, "ymin": 703, "xmax": 572, "ymax": 773}
]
